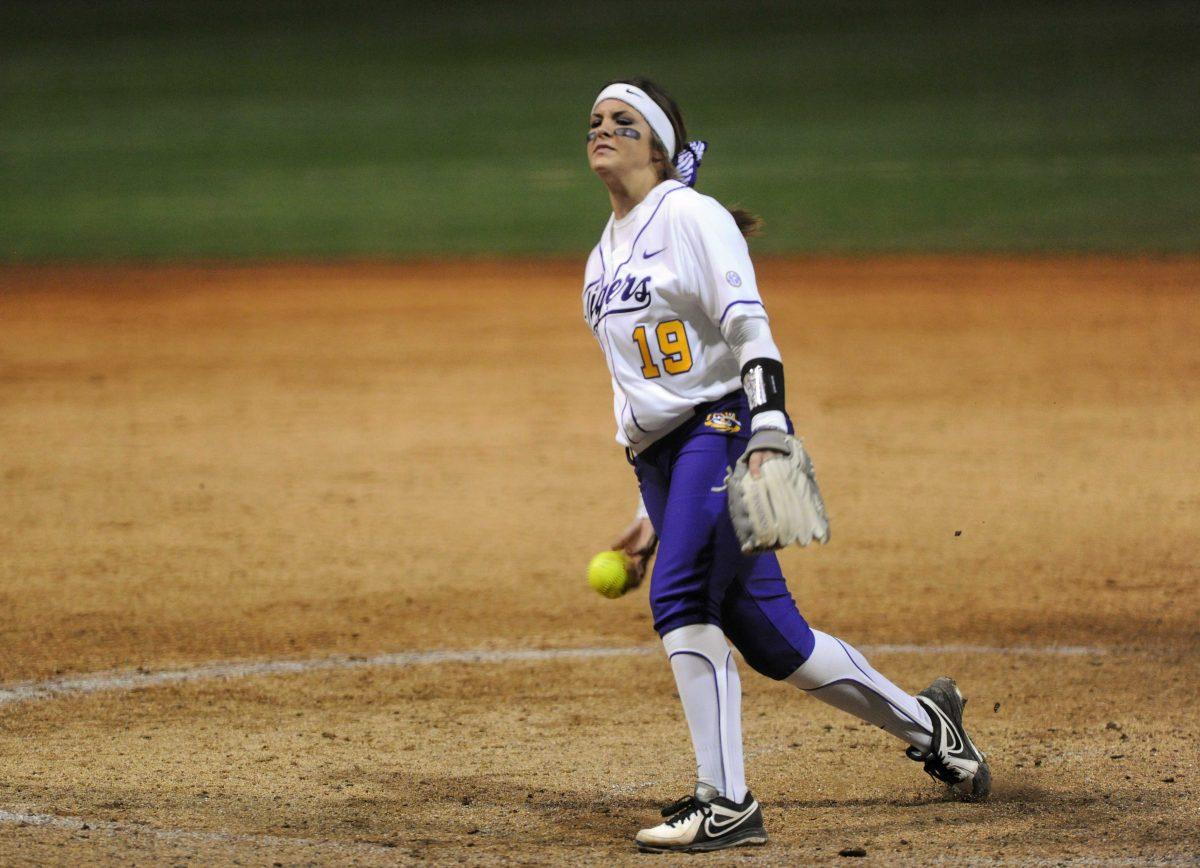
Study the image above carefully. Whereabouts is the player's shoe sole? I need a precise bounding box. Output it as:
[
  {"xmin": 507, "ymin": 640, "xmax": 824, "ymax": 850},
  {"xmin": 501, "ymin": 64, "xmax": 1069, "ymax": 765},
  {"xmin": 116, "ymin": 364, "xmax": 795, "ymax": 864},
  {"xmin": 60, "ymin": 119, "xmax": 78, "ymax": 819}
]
[
  {"xmin": 907, "ymin": 676, "xmax": 991, "ymax": 801},
  {"xmin": 636, "ymin": 825, "xmax": 768, "ymax": 853}
]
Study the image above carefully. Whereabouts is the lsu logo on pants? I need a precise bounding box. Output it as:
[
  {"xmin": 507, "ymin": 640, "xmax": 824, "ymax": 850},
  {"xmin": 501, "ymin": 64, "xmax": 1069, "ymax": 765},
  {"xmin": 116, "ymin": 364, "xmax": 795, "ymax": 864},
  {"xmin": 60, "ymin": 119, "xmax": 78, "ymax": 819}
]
[{"xmin": 704, "ymin": 411, "xmax": 741, "ymax": 434}]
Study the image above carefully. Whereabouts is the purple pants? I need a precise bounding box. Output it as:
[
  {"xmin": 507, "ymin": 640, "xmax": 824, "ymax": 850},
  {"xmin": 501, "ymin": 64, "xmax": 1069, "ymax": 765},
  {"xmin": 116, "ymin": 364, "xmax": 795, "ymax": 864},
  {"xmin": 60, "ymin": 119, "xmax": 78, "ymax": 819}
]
[{"xmin": 634, "ymin": 392, "xmax": 816, "ymax": 680}]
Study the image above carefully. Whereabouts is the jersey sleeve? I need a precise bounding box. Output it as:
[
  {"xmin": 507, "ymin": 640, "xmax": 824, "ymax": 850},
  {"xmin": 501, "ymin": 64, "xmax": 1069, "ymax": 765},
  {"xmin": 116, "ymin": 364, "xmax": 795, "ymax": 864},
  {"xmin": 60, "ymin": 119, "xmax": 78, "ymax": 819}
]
[
  {"xmin": 581, "ymin": 245, "xmax": 603, "ymax": 325},
  {"xmin": 673, "ymin": 194, "xmax": 767, "ymax": 328}
]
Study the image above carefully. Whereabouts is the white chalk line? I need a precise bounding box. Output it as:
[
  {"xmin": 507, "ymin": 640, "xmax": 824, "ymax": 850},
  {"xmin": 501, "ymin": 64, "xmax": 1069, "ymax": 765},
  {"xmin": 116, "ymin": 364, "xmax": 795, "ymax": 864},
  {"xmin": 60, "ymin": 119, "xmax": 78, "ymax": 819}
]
[
  {"xmin": 0, "ymin": 808, "xmax": 401, "ymax": 855},
  {"xmin": 0, "ymin": 643, "xmax": 1107, "ymax": 708},
  {"xmin": 0, "ymin": 646, "xmax": 655, "ymax": 707}
]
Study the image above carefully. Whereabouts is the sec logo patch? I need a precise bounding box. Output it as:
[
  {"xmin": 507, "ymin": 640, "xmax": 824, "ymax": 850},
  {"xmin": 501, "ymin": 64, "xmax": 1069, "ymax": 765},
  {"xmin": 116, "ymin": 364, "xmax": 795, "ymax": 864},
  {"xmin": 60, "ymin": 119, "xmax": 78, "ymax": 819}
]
[
  {"xmin": 704, "ymin": 411, "xmax": 741, "ymax": 433},
  {"xmin": 725, "ymin": 271, "xmax": 742, "ymax": 287}
]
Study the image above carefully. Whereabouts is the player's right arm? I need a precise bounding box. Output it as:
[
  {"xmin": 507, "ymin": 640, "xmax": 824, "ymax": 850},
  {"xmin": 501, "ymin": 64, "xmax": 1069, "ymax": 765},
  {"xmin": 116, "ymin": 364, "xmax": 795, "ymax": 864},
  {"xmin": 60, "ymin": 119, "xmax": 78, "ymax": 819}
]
[{"xmin": 612, "ymin": 502, "xmax": 656, "ymax": 588}]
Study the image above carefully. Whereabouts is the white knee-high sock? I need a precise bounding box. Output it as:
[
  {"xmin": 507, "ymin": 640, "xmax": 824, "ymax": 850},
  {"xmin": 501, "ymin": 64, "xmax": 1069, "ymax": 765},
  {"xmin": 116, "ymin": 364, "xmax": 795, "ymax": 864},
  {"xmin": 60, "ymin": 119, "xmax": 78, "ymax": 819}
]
[
  {"xmin": 786, "ymin": 630, "xmax": 933, "ymax": 752},
  {"xmin": 662, "ymin": 624, "xmax": 747, "ymax": 803}
]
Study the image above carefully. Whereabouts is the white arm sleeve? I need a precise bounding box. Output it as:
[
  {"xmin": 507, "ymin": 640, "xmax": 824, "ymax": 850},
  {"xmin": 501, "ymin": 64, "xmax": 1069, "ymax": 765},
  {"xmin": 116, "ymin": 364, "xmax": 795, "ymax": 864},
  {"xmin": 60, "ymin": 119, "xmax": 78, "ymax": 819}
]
[
  {"xmin": 634, "ymin": 494, "xmax": 649, "ymax": 520},
  {"xmin": 723, "ymin": 314, "xmax": 780, "ymax": 365},
  {"xmin": 723, "ymin": 316, "xmax": 788, "ymax": 432}
]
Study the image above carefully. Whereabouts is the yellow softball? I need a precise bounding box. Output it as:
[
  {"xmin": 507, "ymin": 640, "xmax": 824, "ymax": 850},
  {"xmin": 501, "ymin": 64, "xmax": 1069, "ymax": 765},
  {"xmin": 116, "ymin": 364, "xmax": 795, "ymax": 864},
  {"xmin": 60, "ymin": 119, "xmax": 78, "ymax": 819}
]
[{"xmin": 587, "ymin": 550, "xmax": 634, "ymax": 599}]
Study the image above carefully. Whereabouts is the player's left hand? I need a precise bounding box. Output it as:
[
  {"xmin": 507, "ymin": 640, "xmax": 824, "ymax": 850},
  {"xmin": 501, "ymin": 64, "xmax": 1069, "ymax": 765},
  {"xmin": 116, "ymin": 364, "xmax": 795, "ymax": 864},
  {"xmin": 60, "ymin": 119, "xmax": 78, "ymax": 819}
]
[
  {"xmin": 611, "ymin": 517, "xmax": 658, "ymax": 589},
  {"xmin": 748, "ymin": 449, "xmax": 785, "ymax": 479},
  {"xmin": 727, "ymin": 430, "xmax": 831, "ymax": 553}
]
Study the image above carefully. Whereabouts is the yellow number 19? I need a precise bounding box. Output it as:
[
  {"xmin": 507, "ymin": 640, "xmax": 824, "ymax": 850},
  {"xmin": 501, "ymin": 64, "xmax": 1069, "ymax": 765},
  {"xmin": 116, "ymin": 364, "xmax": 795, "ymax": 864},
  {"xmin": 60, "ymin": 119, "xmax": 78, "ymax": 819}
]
[{"xmin": 632, "ymin": 319, "xmax": 693, "ymax": 379}]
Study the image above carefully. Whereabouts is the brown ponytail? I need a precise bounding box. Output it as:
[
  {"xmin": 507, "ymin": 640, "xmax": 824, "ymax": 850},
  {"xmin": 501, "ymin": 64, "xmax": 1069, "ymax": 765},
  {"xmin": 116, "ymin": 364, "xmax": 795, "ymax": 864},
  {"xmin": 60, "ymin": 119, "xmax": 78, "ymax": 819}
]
[
  {"xmin": 726, "ymin": 207, "xmax": 763, "ymax": 238},
  {"xmin": 606, "ymin": 76, "xmax": 763, "ymax": 239}
]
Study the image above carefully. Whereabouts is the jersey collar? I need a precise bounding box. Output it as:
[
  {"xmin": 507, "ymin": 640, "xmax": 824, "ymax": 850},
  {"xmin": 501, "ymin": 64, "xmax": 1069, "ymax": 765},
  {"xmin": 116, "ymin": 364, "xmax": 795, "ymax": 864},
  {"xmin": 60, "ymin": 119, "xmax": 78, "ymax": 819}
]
[{"xmin": 606, "ymin": 179, "xmax": 685, "ymax": 241}]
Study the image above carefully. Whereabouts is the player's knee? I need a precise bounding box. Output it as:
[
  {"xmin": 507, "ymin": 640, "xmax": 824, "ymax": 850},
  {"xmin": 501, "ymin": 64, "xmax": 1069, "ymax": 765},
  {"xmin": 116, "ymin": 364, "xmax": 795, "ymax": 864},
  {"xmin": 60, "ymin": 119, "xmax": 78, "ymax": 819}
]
[
  {"xmin": 652, "ymin": 605, "xmax": 708, "ymax": 638},
  {"xmin": 728, "ymin": 630, "xmax": 811, "ymax": 681},
  {"xmin": 650, "ymin": 580, "xmax": 720, "ymax": 638}
]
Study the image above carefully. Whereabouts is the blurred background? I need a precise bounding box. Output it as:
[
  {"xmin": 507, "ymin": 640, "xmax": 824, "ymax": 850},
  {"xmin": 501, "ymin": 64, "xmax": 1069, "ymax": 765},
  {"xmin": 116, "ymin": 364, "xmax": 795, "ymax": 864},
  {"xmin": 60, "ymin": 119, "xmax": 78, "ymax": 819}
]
[{"xmin": 2, "ymin": 0, "xmax": 1198, "ymax": 260}]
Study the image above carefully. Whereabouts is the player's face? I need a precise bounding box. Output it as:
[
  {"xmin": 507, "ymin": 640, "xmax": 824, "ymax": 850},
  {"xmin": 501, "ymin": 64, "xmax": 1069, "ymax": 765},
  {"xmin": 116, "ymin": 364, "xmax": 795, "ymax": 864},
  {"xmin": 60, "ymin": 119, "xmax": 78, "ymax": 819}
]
[{"xmin": 587, "ymin": 99, "xmax": 656, "ymax": 177}]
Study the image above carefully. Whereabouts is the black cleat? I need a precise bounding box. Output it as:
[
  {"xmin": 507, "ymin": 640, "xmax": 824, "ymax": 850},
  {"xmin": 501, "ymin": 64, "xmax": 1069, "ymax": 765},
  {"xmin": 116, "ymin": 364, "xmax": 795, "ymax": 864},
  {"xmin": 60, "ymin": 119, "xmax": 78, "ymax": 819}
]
[{"xmin": 907, "ymin": 676, "xmax": 991, "ymax": 801}]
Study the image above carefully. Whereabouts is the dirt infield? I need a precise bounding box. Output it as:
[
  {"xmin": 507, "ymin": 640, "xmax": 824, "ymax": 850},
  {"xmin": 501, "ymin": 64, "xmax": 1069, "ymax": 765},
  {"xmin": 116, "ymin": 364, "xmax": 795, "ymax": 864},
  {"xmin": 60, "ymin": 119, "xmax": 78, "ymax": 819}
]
[{"xmin": 1, "ymin": 258, "xmax": 1197, "ymax": 864}]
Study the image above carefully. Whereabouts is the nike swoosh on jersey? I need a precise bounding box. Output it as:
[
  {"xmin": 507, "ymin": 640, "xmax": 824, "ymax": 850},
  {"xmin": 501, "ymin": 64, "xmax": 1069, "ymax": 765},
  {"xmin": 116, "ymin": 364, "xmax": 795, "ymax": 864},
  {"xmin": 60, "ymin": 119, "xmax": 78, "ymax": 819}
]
[{"xmin": 642, "ymin": 247, "xmax": 667, "ymax": 259}]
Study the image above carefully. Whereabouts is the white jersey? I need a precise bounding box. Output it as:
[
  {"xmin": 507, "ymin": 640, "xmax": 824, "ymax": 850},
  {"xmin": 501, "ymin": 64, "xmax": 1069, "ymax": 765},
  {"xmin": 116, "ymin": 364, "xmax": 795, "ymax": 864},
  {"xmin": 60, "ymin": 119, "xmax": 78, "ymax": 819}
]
[{"xmin": 583, "ymin": 180, "xmax": 769, "ymax": 452}]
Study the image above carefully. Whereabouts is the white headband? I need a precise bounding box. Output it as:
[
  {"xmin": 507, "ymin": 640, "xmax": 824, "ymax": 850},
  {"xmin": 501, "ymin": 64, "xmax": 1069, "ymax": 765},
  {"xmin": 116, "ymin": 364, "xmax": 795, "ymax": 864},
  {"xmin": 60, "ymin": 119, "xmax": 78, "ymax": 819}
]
[{"xmin": 592, "ymin": 83, "xmax": 677, "ymax": 158}]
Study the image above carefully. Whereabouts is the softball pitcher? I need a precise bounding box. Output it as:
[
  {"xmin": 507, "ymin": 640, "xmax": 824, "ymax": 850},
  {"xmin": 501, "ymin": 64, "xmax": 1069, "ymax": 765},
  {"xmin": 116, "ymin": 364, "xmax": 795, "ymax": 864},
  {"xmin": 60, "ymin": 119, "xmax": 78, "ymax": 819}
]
[{"xmin": 582, "ymin": 78, "xmax": 991, "ymax": 853}]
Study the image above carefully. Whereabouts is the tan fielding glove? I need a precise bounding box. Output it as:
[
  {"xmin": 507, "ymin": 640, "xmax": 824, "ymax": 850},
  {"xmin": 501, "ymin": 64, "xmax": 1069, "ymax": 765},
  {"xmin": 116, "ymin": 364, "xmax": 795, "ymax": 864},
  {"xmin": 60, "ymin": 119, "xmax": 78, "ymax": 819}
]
[{"xmin": 726, "ymin": 430, "xmax": 831, "ymax": 554}]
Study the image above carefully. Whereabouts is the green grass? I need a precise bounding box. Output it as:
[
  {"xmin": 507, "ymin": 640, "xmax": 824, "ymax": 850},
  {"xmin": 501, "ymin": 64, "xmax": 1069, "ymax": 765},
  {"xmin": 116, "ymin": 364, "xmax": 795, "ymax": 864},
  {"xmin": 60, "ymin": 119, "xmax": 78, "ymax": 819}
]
[{"xmin": 2, "ymin": 0, "xmax": 1197, "ymax": 259}]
